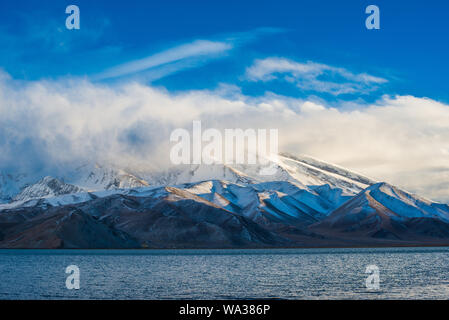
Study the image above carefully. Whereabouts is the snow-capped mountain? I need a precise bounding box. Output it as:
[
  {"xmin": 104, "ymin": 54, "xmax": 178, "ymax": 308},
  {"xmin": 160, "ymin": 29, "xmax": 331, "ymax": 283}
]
[
  {"xmin": 139, "ymin": 153, "xmax": 374, "ymax": 195},
  {"xmin": 0, "ymin": 164, "xmax": 149, "ymax": 205},
  {"xmin": 68, "ymin": 163, "xmax": 150, "ymax": 190},
  {"xmin": 1, "ymin": 153, "xmax": 449, "ymax": 248},
  {"xmin": 311, "ymin": 182, "xmax": 449, "ymax": 243},
  {"xmin": 0, "ymin": 183, "xmax": 287, "ymax": 248},
  {"xmin": 0, "ymin": 153, "xmax": 374, "ymax": 205},
  {"xmin": 13, "ymin": 176, "xmax": 83, "ymax": 202},
  {"xmin": 179, "ymin": 180, "xmax": 346, "ymax": 226}
]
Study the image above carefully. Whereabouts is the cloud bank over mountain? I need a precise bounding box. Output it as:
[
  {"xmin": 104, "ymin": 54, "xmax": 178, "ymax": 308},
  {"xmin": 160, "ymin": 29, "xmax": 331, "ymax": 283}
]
[{"xmin": 0, "ymin": 70, "xmax": 448, "ymax": 201}]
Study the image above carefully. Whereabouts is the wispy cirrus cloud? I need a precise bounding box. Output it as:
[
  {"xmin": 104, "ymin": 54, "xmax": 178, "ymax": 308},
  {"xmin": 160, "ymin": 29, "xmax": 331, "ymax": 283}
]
[
  {"xmin": 94, "ymin": 28, "xmax": 285, "ymax": 82},
  {"xmin": 94, "ymin": 40, "xmax": 233, "ymax": 81},
  {"xmin": 245, "ymin": 57, "xmax": 388, "ymax": 95}
]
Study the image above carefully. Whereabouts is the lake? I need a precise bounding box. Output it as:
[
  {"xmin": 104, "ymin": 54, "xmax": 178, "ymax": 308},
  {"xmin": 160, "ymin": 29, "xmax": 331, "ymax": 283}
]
[{"xmin": 0, "ymin": 247, "xmax": 448, "ymax": 299}]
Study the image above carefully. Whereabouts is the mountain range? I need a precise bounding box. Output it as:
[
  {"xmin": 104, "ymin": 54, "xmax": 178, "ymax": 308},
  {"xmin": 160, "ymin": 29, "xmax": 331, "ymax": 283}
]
[{"xmin": 1, "ymin": 153, "xmax": 449, "ymax": 248}]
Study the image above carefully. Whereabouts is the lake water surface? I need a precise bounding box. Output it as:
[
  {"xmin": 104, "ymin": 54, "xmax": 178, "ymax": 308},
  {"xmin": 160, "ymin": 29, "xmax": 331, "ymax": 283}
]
[{"xmin": 1, "ymin": 247, "xmax": 448, "ymax": 299}]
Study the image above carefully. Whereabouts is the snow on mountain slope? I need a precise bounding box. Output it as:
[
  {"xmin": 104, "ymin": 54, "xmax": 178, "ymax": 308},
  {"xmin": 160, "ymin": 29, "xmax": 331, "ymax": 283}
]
[
  {"xmin": 0, "ymin": 164, "xmax": 150, "ymax": 204},
  {"xmin": 312, "ymin": 182, "xmax": 449, "ymax": 240},
  {"xmin": 280, "ymin": 153, "xmax": 374, "ymax": 186},
  {"xmin": 366, "ymin": 182, "xmax": 449, "ymax": 221},
  {"xmin": 140, "ymin": 163, "xmax": 262, "ymax": 187},
  {"xmin": 68, "ymin": 164, "xmax": 149, "ymax": 190},
  {"xmin": 176, "ymin": 180, "xmax": 340, "ymax": 225},
  {"xmin": 0, "ymin": 189, "xmax": 129, "ymax": 211},
  {"xmin": 13, "ymin": 176, "xmax": 83, "ymax": 202},
  {"xmin": 275, "ymin": 153, "xmax": 375, "ymax": 194}
]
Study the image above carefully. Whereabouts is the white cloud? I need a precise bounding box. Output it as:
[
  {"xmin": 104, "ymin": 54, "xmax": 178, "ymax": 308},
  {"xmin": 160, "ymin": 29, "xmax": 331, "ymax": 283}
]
[
  {"xmin": 94, "ymin": 40, "xmax": 233, "ymax": 80},
  {"xmin": 1, "ymin": 72, "xmax": 448, "ymax": 202},
  {"xmin": 245, "ymin": 57, "xmax": 387, "ymax": 95}
]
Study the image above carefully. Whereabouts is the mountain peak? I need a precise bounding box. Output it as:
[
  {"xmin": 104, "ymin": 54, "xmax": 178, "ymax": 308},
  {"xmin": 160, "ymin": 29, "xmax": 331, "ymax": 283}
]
[
  {"xmin": 368, "ymin": 181, "xmax": 394, "ymax": 191},
  {"xmin": 12, "ymin": 176, "xmax": 83, "ymax": 202}
]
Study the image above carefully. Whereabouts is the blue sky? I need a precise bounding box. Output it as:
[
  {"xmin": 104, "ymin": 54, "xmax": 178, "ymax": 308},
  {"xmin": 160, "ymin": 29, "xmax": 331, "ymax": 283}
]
[{"xmin": 0, "ymin": 0, "xmax": 448, "ymax": 103}]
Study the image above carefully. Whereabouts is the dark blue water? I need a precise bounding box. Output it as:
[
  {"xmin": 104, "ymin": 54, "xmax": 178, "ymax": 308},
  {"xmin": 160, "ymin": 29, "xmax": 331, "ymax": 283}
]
[{"xmin": 0, "ymin": 247, "xmax": 448, "ymax": 299}]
